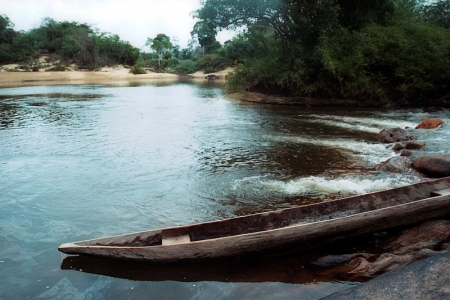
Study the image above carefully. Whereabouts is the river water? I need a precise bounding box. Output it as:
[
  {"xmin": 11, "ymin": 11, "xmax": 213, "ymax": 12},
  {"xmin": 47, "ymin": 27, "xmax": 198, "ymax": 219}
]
[{"xmin": 1, "ymin": 81, "xmax": 449, "ymax": 299}]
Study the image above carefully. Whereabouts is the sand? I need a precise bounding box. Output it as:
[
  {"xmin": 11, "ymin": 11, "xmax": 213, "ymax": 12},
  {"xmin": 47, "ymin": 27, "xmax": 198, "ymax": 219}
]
[
  {"xmin": 0, "ymin": 63, "xmax": 233, "ymax": 88},
  {"xmin": 0, "ymin": 64, "xmax": 180, "ymax": 87}
]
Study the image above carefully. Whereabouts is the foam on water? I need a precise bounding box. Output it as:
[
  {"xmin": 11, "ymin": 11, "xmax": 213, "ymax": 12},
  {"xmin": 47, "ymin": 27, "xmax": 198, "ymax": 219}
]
[{"xmin": 232, "ymin": 174, "xmax": 420, "ymax": 200}]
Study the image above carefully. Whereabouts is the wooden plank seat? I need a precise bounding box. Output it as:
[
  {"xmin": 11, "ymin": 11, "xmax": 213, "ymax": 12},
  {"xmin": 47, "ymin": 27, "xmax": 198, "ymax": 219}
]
[
  {"xmin": 161, "ymin": 228, "xmax": 191, "ymax": 246},
  {"xmin": 431, "ymin": 188, "xmax": 450, "ymax": 197}
]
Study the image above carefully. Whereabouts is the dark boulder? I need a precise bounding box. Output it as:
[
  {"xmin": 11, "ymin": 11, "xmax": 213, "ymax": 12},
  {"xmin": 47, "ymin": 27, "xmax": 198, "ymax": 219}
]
[
  {"xmin": 400, "ymin": 149, "xmax": 412, "ymax": 157},
  {"xmin": 375, "ymin": 156, "xmax": 411, "ymax": 173},
  {"xmin": 377, "ymin": 128, "xmax": 413, "ymax": 143},
  {"xmin": 392, "ymin": 143, "xmax": 405, "ymax": 152},
  {"xmin": 412, "ymin": 155, "xmax": 450, "ymax": 178},
  {"xmin": 415, "ymin": 118, "xmax": 444, "ymax": 129},
  {"xmin": 405, "ymin": 141, "xmax": 426, "ymax": 150}
]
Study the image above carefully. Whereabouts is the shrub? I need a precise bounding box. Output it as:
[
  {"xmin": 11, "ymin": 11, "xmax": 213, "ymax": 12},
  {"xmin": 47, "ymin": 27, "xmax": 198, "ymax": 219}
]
[
  {"xmin": 129, "ymin": 63, "xmax": 147, "ymax": 75},
  {"xmin": 173, "ymin": 60, "xmax": 197, "ymax": 74},
  {"xmin": 196, "ymin": 54, "xmax": 231, "ymax": 73},
  {"xmin": 46, "ymin": 64, "xmax": 66, "ymax": 72}
]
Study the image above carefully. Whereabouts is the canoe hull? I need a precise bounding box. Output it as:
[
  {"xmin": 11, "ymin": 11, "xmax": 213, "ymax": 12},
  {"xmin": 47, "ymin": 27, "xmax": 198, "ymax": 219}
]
[{"xmin": 59, "ymin": 177, "xmax": 450, "ymax": 263}]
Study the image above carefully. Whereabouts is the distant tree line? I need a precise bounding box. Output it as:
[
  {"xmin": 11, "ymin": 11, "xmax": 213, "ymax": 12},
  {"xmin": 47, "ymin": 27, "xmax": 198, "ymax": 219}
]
[
  {"xmin": 0, "ymin": 14, "xmax": 230, "ymax": 75},
  {"xmin": 0, "ymin": 16, "xmax": 140, "ymax": 69},
  {"xmin": 193, "ymin": 0, "xmax": 450, "ymax": 106}
]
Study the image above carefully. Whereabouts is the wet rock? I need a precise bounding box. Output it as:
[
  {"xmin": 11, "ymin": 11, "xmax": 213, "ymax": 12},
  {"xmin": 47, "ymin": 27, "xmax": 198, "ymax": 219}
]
[
  {"xmin": 382, "ymin": 220, "xmax": 450, "ymax": 255},
  {"xmin": 316, "ymin": 220, "xmax": 450, "ymax": 282},
  {"xmin": 312, "ymin": 253, "xmax": 374, "ymax": 267},
  {"xmin": 405, "ymin": 141, "xmax": 426, "ymax": 150},
  {"xmin": 412, "ymin": 154, "xmax": 450, "ymax": 177},
  {"xmin": 375, "ymin": 156, "xmax": 411, "ymax": 173},
  {"xmin": 360, "ymin": 248, "xmax": 449, "ymax": 278},
  {"xmin": 415, "ymin": 118, "xmax": 444, "ymax": 129},
  {"xmin": 322, "ymin": 251, "xmax": 450, "ymax": 300},
  {"xmin": 400, "ymin": 149, "xmax": 412, "ymax": 157},
  {"xmin": 392, "ymin": 143, "xmax": 405, "ymax": 152},
  {"xmin": 377, "ymin": 128, "xmax": 413, "ymax": 143}
]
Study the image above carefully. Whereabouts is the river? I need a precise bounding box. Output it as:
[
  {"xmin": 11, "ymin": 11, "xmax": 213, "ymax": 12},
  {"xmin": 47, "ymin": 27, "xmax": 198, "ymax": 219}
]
[{"xmin": 1, "ymin": 81, "xmax": 448, "ymax": 299}]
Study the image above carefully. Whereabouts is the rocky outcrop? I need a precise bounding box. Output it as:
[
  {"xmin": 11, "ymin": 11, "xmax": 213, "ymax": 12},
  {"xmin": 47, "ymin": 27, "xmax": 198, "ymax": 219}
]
[
  {"xmin": 377, "ymin": 128, "xmax": 413, "ymax": 143},
  {"xmin": 314, "ymin": 220, "xmax": 450, "ymax": 282},
  {"xmin": 415, "ymin": 118, "xmax": 444, "ymax": 129},
  {"xmin": 412, "ymin": 155, "xmax": 450, "ymax": 177},
  {"xmin": 382, "ymin": 220, "xmax": 450, "ymax": 255},
  {"xmin": 375, "ymin": 156, "xmax": 411, "ymax": 173},
  {"xmin": 322, "ymin": 251, "xmax": 450, "ymax": 300}
]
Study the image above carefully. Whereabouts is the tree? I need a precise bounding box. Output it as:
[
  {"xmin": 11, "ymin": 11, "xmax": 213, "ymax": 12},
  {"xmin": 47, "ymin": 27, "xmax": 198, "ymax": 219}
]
[
  {"xmin": 0, "ymin": 15, "xmax": 16, "ymax": 44},
  {"xmin": 194, "ymin": 0, "xmax": 450, "ymax": 106},
  {"xmin": 145, "ymin": 34, "xmax": 172, "ymax": 67}
]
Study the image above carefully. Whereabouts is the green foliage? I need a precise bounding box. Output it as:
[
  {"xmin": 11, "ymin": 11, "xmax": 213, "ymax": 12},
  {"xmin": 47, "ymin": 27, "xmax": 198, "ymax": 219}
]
[
  {"xmin": 197, "ymin": 0, "xmax": 450, "ymax": 106},
  {"xmin": 196, "ymin": 54, "xmax": 231, "ymax": 73},
  {"xmin": 173, "ymin": 60, "xmax": 197, "ymax": 74},
  {"xmin": 319, "ymin": 21, "xmax": 450, "ymax": 105},
  {"xmin": 129, "ymin": 63, "xmax": 147, "ymax": 75},
  {"xmin": 46, "ymin": 64, "xmax": 66, "ymax": 71},
  {"xmin": 0, "ymin": 15, "xmax": 140, "ymax": 67},
  {"xmin": 418, "ymin": 0, "xmax": 450, "ymax": 28},
  {"xmin": 146, "ymin": 34, "xmax": 173, "ymax": 67}
]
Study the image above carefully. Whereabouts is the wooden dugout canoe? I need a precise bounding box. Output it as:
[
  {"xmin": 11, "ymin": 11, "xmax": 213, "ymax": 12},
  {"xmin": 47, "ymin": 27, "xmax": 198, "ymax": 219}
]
[{"xmin": 59, "ymin": 177, "xmax": 450, "ymax": 263}]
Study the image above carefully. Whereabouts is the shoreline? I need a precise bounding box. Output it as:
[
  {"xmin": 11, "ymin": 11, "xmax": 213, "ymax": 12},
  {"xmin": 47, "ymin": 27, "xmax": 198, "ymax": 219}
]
[
  {"xmin": 0, "ymin": 66, "xmax": 233, "ymax": 88},
  {"xmin": 0, "ymin": 70, "xmax": 180, "ymax": 88}
]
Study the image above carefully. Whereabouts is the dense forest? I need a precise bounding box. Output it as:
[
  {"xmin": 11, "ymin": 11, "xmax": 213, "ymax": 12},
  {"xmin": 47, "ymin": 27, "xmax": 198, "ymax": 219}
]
[{"xmin": 1, "ymin": 0, "xmax": 449, "ymax": 106}]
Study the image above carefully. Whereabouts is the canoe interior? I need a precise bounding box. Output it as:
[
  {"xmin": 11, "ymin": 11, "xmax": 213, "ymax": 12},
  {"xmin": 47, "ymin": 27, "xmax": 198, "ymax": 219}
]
[{"xmin": 72, "ymin": 177, "xmax": 450, "ymax": 248}]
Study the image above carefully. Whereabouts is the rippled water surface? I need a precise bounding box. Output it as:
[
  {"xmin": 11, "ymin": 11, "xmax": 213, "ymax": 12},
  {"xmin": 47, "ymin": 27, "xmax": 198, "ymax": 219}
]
[{"xmin": 1, "ymin": 82, "xmax": 449, "ymax": 299}]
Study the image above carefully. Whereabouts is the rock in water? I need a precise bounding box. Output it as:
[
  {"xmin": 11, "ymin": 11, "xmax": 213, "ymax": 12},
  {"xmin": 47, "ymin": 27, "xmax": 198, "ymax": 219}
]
[
  {"xmin": 412, "ymin": 155, "xmax": 450, "ymax": 178},
  {"xmin": 405, "ymin": 141, "xmax": 426, "ymax": 150},
  {"xmin": 415, "ymin": 118, "xmax": 444, "ymax": 129},
  {"xmin": 375, "ymin": 156, "xmax": 411, "ymax": 173},
  {"xmin": 377, "ymin": 128, "xmax": 413, "ymax": 143}
]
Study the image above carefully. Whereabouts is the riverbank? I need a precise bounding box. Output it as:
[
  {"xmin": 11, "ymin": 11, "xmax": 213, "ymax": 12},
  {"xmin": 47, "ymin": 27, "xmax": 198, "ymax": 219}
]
[
  {"xmin": 0, "ymin": 65, "xmax": 179, "ymax": 87},
  {"xmin": 0, "ymin": 63, "xmax": 234, "ymax": 88}
]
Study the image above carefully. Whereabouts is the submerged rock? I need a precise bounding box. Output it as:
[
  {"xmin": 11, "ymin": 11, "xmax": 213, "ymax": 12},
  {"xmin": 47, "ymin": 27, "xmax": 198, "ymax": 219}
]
[
  {"xmin": 412, "ymin": 154, "xmax": 450, "ymax": 178},
  {"xmin": 377, "ymin": 128, "xmax": 413, "ymax": 143},
  {"xmin": 375, "ymin": 156, "xmax": 411, "ymax": 173},
  {"xmin": 415, "ymin": 118, "xmax": 444, "ymax": 129}
]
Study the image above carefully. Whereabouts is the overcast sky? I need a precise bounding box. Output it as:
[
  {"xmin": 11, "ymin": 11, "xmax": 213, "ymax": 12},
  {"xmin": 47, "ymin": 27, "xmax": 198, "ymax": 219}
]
[{"xmin": 0, "ymin": 0, "xmax": 235, "ymax": 49}]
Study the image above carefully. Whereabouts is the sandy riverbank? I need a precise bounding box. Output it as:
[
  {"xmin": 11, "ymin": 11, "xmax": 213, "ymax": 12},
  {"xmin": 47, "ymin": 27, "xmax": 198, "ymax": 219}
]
[
  {"xmin": 0, "ymin": 64, "xmax": 233, "ymax": 88},
  {"xmin": 0, "ymin": 65, "xmax": 180, "ymax": 87}
]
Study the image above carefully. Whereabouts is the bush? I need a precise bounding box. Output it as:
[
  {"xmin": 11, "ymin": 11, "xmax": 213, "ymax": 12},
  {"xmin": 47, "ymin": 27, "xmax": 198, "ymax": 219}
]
[
  {"xmin": 46, "ymin": 64, "xmax": 66, "ymax": 72},
  {"xmin": 129, "ymin": 63, "xmax": 147, "ymax": 74},
  {"xmin": 173, "ymin": 60, "xmax": 197, "ymax": 74},
  {"xmin": 196, "ymin": 54, "xmax": 231, "ymax": 73}
]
